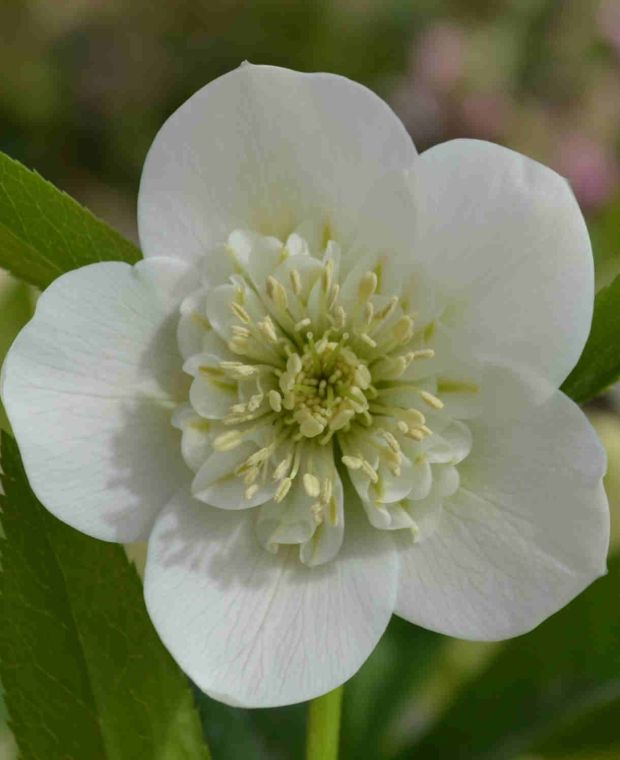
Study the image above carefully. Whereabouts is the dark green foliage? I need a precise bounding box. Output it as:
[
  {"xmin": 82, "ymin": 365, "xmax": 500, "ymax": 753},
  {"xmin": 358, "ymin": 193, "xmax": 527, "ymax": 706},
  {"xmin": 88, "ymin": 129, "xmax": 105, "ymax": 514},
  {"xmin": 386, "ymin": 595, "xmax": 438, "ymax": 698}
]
[
  {"xmin": 397, "ymin": 554, "xmax": 620, "ymax": 760},
  {"xmin": 0, "ymin": 151, "xmax": 140, "ymax": 289},
  {"xmin": 0, "ymin": 433, "xmax": 210, "ymax": 760}
]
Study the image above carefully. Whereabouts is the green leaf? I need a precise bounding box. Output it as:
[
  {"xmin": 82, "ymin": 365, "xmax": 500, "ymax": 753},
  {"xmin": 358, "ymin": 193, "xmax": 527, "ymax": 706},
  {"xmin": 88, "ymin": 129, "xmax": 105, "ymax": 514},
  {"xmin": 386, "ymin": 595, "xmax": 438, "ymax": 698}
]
[
  {"xmin": 535, "ymin": 698, "xmax": 620, "ymax": 759},
  {"xmin": 561, "ymin": 273, "xmax": 620, "ymax": 403},
  {"xmin": 192, "ymin": 685, "xmax": 305, "ymax": 760},
  {"xmin": 590, "ymin": 193, "xmax": 620, "ymax": 292},
  {"xmin": 397, "ymin": 552, "xmax": 620, "ymax": 760},
  {"xmin": 192, "ymin": 688, "xmax": 268, "ymax": 760},
  {"xmin": 0, "ymin": 151, "xmax": 140, "ymax": 289},
  {"xmin": 0, "ymin": 272, "xmax": 35, "ymax": 431},
  {"xmin": 341, "ymin": 616, "xmax": 445, "ymax": 760},
  {"xmin": 0, "ymin": 432, "xmax": 210, "ymax": 760}
]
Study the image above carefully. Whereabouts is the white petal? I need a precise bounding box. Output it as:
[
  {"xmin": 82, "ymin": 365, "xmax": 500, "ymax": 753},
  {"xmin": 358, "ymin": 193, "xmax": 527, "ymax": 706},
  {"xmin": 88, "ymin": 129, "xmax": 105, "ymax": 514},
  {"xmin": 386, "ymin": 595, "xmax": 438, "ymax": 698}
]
[
  {"xmin": 204, "ymin": 284, "xmax": 242, "ymax": 342},
  {"xmin": 205, "ymin": 282, "xmax": 278, "ymax": 364},
  {"xmin": 299, "ymin": 489, "xmax": 345, "ymax": 566},
  {"xmin": 192, "ymin": 442, "xmax": 276, "ymax": 509},
  {"xmin": 364, "ymin": 499, "xmax": 415, "ymax": 531},
  {"xmin": 375, "ymin": 454, "xmax": 420, "ymax": 504},
  {"xmin": 1, "ymin": 259, "xmax": 192, "ymax": 542},
  {"xmin": 227, "ymin": 229, "xmax": 285, "ymax": 290},
  {"xmin": 300, "ymin": 451, "xmax": 346, "ymax": 566},
  {"xmin": 411, "ymin": 139, "xmax": 594, "ymax": 385},
  {"xmin": 171, "ymin": 404, "xmax": 214, "ymax": 473},
  {"xmin": 423, "ymin": 420, "xmax": 472, "ymax": 465},
  {"xmin": 186, "ymin": 360, "xmax": 237, "ymax": 420},
  {"xmin": 396, "ymin": 366, "xmax": 609, "ymax": 640},
  {"xmin": 144, "ymin": 490, "xmax": 398, "ymax": 707},
  {"xmin": 138, "ymin": 64, "xmax": 416, "ymax": 264},
  {"xmin": 177, "ymin": 288, "xmax": 217, "ymax": 360},
  {"xmin": 256, "ymin": 477, "xmax": 317, "ymax": 547},
  {"xmin": 406, "ymin": 456, "xmax": 432, "ymax": 500},
  {"xmin": 338, "ymin": 169, "xmax": 419, "ymax": 286},
  {"xmin": 407, "ymin": 494, "xmax": 443, "ymax": 543}
]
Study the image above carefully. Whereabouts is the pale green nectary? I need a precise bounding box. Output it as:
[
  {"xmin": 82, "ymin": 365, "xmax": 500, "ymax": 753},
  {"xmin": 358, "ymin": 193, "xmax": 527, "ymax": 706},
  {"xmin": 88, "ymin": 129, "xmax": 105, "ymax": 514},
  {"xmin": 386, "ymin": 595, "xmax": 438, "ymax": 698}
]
[{"xmin": 1, "ymin": 64, "xmax": 609, "ymax": 708}]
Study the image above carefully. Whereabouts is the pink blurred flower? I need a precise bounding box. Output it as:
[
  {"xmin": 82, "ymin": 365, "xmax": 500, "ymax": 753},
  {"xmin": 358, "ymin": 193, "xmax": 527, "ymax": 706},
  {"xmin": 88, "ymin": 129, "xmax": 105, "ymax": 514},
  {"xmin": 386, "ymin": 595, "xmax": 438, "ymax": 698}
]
[
  {"xmin": 414, "ymin": 22, "xmax": 467, "ymax": 93},
  {"xmin": 390, "ymin": 81, "xmax": 445, "ymax": 145},
  {"xmin": 554, "ymin": 132, "xmax": 619, "ymax": 210},
  {"xmin": 598, "ymin": 0, "xmax": 620, "ymax": 53},
  {"xmin": 458, "ymin": 92, "xmax": 512, "ymax": 140}
]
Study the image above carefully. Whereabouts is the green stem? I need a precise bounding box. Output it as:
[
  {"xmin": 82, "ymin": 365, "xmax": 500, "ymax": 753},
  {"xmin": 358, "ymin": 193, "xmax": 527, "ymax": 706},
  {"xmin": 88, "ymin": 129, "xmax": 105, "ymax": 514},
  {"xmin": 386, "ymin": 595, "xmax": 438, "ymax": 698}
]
[{"xmin": 306, "ymin": 686, "xmax": 344, "ymax": 760}]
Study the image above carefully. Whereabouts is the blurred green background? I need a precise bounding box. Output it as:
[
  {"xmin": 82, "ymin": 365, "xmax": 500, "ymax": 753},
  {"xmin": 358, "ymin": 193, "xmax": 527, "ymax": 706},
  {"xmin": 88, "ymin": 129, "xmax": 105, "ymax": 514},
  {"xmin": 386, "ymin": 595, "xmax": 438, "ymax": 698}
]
[{"xmin": 2, "ymin": 0, "xmax": 620, "ymax": 758}]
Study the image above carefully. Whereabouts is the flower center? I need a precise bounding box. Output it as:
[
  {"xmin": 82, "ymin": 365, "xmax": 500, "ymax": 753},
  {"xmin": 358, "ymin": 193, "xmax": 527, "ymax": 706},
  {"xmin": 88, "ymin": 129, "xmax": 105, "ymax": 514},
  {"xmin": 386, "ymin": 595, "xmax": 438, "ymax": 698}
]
[
  {"xmin": 175, "ymin": 228, "xmax": 476, "ymax": 565},
  {"xmin": 277, "ymin": 334, "xmax": 373, "ymax": 441}
]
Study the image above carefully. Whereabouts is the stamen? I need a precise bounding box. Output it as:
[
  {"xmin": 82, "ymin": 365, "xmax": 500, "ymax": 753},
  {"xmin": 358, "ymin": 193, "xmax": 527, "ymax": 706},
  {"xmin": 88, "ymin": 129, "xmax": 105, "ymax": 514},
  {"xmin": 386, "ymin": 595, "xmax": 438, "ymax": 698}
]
[
  {"xmin": 290, "ymin": 269, "xmax": 302, "ymax": 296},
  {"xmin": 391, "ymin": 315, "xmax": 414, "ymax": 344},
  {"xmin": 358, "ymin": 271, "xmax": 378, "ymax": 302},
  {"xmin": 361, "ymin": 460, "xmax": 379, "ymax": 483},
  {"xmin": 373, "ymin": 296, "xmax": 398, "ymax": 324},
  {"xmin": 299, "ymin": 414, "xmax": 325, "ymax": 438},
  {"xmin": 322, "ymin": 259, "xmax": 334, "ymax": 292},
  {"xmin": 412, "ymin": 348, "xmax": 435, "ymax": 360},
  {"xmin": 268, "ymin": 390, "xmax": 283, "ymax": 412},
  {"xmin": 230, "ymin": 302, "xmax": 251, "ymax": 323},
  {"xmin": 266, "ymin": 276, "xmax": 289, "ymax": 310},
  {"xmin": 333, "ymin": 306, "xmax": 346, "ymax": 329},
  {"xmin": 273, "ymin": 456, "xmax": 292, "ymax": 481},
  {"xmin": 303, "ymin": 473, "xmax": 321, "ymax": 498},
  {"xmin": 258, "ymin": 316, "xmax": 279, "ymax": 343},
  {"xmin": 327, "ymin": 283, "xmax": 340, "ymax": 310},
  {"xmin": 219, "ymin": 361, "xmax": 257, "ymax": 378},
  {"xmin": 275, "ymin": 477, "xmax": 293, "ymax": 502},
  {"xmin": 359, "ymin": 333, "xmax": 377, "ymax": 348},
  {"xmin": 213, "ymin": 430, "xmax": 245, "ymax": 451},
  {"xmin": 419, "ymin": 390, "xmax": 444, "ymax": 409}
]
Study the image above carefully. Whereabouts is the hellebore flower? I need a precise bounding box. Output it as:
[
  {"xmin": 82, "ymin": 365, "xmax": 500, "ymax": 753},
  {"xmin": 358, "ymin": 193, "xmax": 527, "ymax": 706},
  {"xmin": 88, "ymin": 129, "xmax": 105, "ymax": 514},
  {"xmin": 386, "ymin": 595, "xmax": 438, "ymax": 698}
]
[{"xmin": 1, "ymin": 64, "xmax": 609, "ymax": 707}]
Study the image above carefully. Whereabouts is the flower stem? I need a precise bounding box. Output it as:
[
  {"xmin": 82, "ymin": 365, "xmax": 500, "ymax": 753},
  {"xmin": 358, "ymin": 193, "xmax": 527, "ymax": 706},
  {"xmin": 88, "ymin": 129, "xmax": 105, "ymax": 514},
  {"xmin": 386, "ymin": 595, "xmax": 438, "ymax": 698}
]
[{"xmin": 306, "ymin": 686, "xmax": 344, "ymax": 760}]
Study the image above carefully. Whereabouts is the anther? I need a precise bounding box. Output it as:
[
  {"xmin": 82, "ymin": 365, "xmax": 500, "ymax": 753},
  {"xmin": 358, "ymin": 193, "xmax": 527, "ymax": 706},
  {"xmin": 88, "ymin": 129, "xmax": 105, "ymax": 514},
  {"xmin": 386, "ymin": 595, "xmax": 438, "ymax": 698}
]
[
  {"xmin": 290, "ymin": 269, "xmax": 302, "ymax": 295},
  {"xmin": 303, "ymin": 473, "xmax": 321, "ymax": 498},
  {"xmin": 360, "ymin": 333, "xmax": 377, "ymax": 348},
  {"xmin": 333, "ymin": 306, "xmax": 346, "ymax": 329},
  {"xmin": 342, "ymin": 455, "xmax": 363, "ymax": 470},
  {"xmin": 268, "ymin": 390, "xmax": 282, "ymax": 412},
  {"xmin": 299, "ymin": 415, "xmax": 325, "ymax": 437},
  {"xmin": 258, "ymin": 316, "xmax": 278, "ymax": 343},
  {"xmin": 219, "ymin": 361, "xmax": 257, "ymax": 378},
  {"xmin": 413, "ymin": 348, "xmax": 435, "ymax": 360},
  {"xmin": 321, "ymin": 478, "xmax": 333, "ymax": 504},
  {"xmin": 275, "ymin": 477, "xmax": 293, "ymax": 502},
  {"xmin": 213, "ymin": 430, "xmax": 245, "ymax": 451},
  {"xmin": 419, "ymin": 390, "xmax": 444, "ymax": 409},
  {"xmin": 230, "ymin": 302, "xmax": 251, "ymax": 323},
  {"xmin": 266, "ymin": 276, "xmax": 289, "ymax": 310},
  {"xmin": 273, "ymin": 456, "xmax": 292, "ymax": 480},
  {"xmin": 322, "ymin": 259, "xmax": 334, "ymax": 292},
  {"xmin": 392, "ymin": 316, "xmax": 414, "ymax": 344},
  {"xmin": 358, "ymin": 271, "xmax": 378, "ymax": 302},
  {"xmin": 361, "ymin": 460, "xmax": 379, "ymax": 483}
]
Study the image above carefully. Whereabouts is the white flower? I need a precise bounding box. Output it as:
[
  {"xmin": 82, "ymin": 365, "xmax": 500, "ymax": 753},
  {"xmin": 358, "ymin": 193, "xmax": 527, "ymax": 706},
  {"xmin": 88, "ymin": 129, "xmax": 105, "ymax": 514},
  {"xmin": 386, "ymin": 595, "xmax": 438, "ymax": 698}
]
[{"xmin": 1, "ymin": 65, "xmax": 609, "ymax": 708}]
